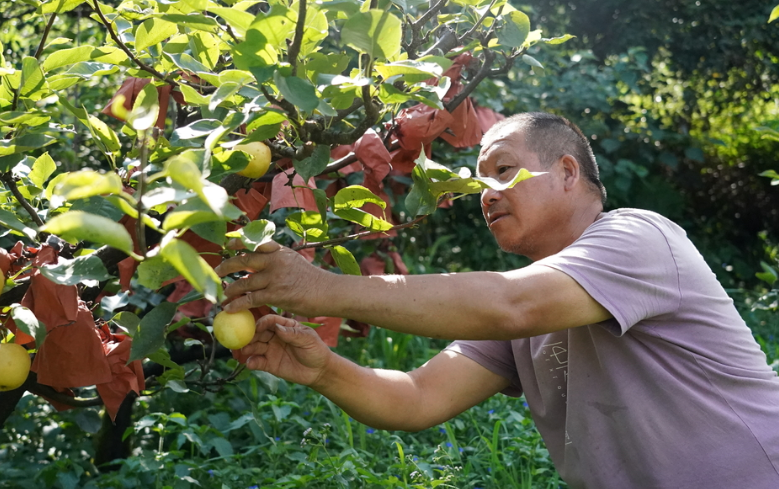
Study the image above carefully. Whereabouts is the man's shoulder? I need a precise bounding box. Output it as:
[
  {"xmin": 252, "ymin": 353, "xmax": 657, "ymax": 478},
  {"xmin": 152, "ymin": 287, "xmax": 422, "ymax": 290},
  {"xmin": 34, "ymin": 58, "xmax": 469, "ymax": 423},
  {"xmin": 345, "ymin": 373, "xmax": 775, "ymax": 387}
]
[{"xmin": 591, "ymin": 208, "xmax": 686, "ymax": 238}]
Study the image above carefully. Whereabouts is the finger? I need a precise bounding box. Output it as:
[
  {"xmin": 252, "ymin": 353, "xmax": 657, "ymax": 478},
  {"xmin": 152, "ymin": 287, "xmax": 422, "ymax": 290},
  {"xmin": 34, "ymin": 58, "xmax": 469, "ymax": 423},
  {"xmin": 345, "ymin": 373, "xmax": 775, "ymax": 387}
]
[
  {"xmin": 223, "ymin": 273, "xmax": 270, "ymax": 299},
  {"xmin": 257, "ymin": 314, "xmax": 297, "ymax": 331},
  {"xmin": 256, "ymin": 241, "xmax": 281, "ymax": 253},
  {"xmin": 240, "ymin": 340, "xmax": 270, "ymax": 357},
  {"xmin": 273, "ymin": 321, "xmax": 320, "ymax": 349},
  {"xmin": 223, "ymin": 290, "xmax": 268, "ymax": 313},
  {"xmin": 246, "ymin": 355, "xmax": 268, "ymax": 371},
  {"xmin": 214, "ymin": 252, "xmax": 271, "ymax": 277}
]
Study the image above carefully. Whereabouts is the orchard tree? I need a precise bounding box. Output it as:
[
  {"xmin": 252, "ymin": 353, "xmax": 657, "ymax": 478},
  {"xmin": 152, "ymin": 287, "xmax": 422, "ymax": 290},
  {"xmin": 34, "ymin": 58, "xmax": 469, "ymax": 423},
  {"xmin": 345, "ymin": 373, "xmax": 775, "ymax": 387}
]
[{"xmin": 0, "ymin": 0, "xmax": 568, "ymax": 463}]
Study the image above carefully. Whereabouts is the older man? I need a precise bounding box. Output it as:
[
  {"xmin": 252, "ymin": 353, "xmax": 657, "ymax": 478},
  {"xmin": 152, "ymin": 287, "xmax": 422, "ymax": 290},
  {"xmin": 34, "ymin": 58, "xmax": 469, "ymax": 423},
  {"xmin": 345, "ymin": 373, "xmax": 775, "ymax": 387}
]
[{"xmin": 216, "ymin": 112, "xmax": 779, "ymax": 489}]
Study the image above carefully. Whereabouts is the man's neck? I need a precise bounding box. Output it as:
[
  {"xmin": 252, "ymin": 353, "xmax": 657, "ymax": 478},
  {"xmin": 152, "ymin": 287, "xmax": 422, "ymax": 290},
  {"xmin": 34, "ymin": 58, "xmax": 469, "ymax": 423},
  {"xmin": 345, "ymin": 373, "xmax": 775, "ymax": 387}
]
[{"xmin": 530, "ymin": 199, "xmax": 604, "ymax": 261}]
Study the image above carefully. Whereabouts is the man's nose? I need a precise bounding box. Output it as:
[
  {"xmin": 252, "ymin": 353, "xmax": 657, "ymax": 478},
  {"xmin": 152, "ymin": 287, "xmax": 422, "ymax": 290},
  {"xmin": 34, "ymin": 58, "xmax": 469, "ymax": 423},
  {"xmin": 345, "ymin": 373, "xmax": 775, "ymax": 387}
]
[{"xmin": 481, "ymin": 187, "xmax": 502, "ymax": 207}]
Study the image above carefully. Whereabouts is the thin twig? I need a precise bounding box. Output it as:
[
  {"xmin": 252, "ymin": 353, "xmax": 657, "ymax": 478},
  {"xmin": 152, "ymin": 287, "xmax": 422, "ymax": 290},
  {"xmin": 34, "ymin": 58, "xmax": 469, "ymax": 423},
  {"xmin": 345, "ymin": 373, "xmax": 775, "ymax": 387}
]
[
  {"xmin": 458, "ymin": 0, "xmax": 497, "ymax": 42},
  {"xmin": 90, "ymin": 0, "xmax": 177, "ymax": 85},
  {"xmin": 288, "ymin": 0, "xmax": 307, "ymax": 76},
  {"xmin": 135, "ymin": 132, "xmax": 149, "ymax": 258},
  {"xmin": 33, "ymin": 13, "xmax": 57, "ymax": 59},
  {"xmin": 292, "ymin": 215, "xmax": 427, "ymax": 251},
  {"xmin": 2, "ymin": 174, "xmax": 45, "ymax": 227}
]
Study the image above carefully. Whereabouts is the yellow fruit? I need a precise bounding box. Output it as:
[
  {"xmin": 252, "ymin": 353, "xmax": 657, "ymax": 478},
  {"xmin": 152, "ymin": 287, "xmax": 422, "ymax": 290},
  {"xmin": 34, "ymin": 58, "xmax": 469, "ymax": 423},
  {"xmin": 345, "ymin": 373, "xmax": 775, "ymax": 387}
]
[
  {"xmin": 0, "ymin": 342, "xmax": 31, "ymax": 392},
  {"xmin": 213, "ymin": 310, "xmax": 256, "ymax": 350},
  {"xmin": 235, "ymin": 141, "xmax": 272, "ymax": 179}
]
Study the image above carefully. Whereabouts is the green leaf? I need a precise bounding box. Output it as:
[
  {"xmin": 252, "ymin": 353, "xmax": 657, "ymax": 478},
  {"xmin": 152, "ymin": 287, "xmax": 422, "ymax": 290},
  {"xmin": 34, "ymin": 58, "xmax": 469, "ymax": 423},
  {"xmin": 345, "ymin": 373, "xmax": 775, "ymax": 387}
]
[
  {"xmin": 164, "ymin": 154, "xmax": 208, "ymax": 206},
  {"xmin": 39, "ymin": 254, "xmax": 113, "ymax": 287},
  {"xmin": 192, "ymin": 220, "xmax": 227, "ymax": 246},
  {"xmin": 497, "ymin": 10, "xmax": 530, "ymax": 48},
  {"xmin": 0, "ymin": 134, "xmax": 55, "ymax": 157},
  {"xmin": 166, "ymin": 52, "xmax": 210, "ymax": 74},
  {"xmin": 178, "ymin": 84, "xmax": 210, "ymax": 105},
  {"xmin": 11, "ymin": 305, "xmax": 46, "ymax": 347},
  {"xmin": 521, "ymin": 54, "xmax": 544, "ymax": 75},
  {"xmin": 135, "ymin": 19, "xmax": 179, "ymax": 53},
  {"xmin": 293, "ymin": 144, "xmax": 330, "ymax": 182},
  {"xmin": 232, "ymin": 30, "xmax": 277, "ymax": 71},
  {"xmin": 208, "ymin": 81, "xmax": 241, "ymax": 112},
  {"xmin": 0, "ymin": 209, "xmax": 38, "ymax": 239},
  {"xmin": 331, "ymin": 246, "xmax": 361, "ymax": 275},
  {"xmin": 128, "ymin": 302, "xmax": 179, "ymax": 362},
  {"xmin": 111, "ymin": 311, "xmax": 141, "ymax": 337},
  {"xmin": 0, "ymin": 111, "xmax": 51, "ymax": 126},
  {"xmin": 137, "ymin": 256, "xmax": 180, "ymax": 290},
  {"xmin": 209, "ymin": 7, "xmax": 255, "ymax": 36},
  {"xmin": 285, "ymin": 211, "xmax": 328, "ymax": 241},
  {"xmin": 162, "ymin": 210, "xmax": 222, "ymax": 231},
  {"xmin": 86, "ymin": 115, "xmax": 121, "ymax": 152},
  {"xmin": 42, "ymin": 46, "xmax": 94, "ymax": 72},
  {"xmin": 273, "ymin": 71, "xmax": 319, "ymax": 113},
  {"xmin": 225, "ymin": 219, "xmax": 276, "ymax": 251},
  {"xmin": 41, "ymin": 211, "xmax": 137, "ymax": 258},
  {"xmin": 129, "ymin": 83, "xmax": 160, "ymax": 132},
  {"xmin": 405, "ymin": 165, "xmax": 438, "ymax": 217},
  {"xmin": 541, "ymin": 34, "xmax": 575, "ymax": 45},
  {"xmin": 333, "ymin": 208, "xmax": 393, "ymax": 231},
  {"xmin": 20, "ymin": 57, "xmax": 47, "ymax": 100},
  {"xmin": 334, "ymin": 185, "xmax": 385, "ymax": 210},
  {"xmin": 159, "ymin": 13, "xmax": 219, "ymax": 32},
  {"xmin": 28, "ymin": 153, "xmax": 56, "ymax": 189},
  {"xmin": 341, "ymin": 10, "xmax": 402, "ymax": 60},
  {"xmin": 770, "ymin": 5, "xmax": 779, "ymax": 23},
  {"xmin": 51, "ymin": 170, "xmax": 123, "ymax": 207},
  {"xmin": 250, "ymin": 4, "xmax": 296, "ymax": 50},
  {"xmin": 38, "ymin": 0, "xmax": 84, "ymax": 14},
  {"xmin": 374, "ymin": 60, "xmax": 444, "ymax": 81},
  {"xmin": 159, "ymin": 235, "xmax": 223, "ymax": 303}
]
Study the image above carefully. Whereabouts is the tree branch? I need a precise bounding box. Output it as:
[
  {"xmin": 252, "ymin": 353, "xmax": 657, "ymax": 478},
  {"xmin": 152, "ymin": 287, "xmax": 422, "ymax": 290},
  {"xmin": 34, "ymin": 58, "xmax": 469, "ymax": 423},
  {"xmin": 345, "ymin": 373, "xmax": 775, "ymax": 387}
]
[
  {"xmin": 28, "ymin": 382, "xmax": 104, "ymax": 408},
  {"xmin": 444, "ymin": 49, "xmax": 496, "ymax": 113},
  {"xmin": 90, "ymin": 0, "xmax": 176, "ymax": 85},
  {"xmin": 288, "ymin": 0, "xmax": 307, "ymax": 77},
  {"xmin": 2, "ymin": 173, "xmax": 45, "ymax": 227}
]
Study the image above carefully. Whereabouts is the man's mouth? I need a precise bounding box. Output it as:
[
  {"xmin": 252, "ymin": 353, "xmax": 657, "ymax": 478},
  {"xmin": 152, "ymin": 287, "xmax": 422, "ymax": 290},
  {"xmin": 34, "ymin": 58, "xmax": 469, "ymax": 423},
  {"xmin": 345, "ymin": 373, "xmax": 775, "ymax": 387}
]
[{"xmin": 488, "ymin": 211, "xmax": 509, "ymax": 226}]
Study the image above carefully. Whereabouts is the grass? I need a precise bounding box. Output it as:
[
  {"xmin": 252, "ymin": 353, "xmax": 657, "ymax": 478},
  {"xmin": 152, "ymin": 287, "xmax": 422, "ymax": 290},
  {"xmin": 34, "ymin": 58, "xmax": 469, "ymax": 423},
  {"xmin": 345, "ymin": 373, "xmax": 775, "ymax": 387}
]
[{"xmin": 1, "ymin": 291, "xmax": 776, "ymax": 489}]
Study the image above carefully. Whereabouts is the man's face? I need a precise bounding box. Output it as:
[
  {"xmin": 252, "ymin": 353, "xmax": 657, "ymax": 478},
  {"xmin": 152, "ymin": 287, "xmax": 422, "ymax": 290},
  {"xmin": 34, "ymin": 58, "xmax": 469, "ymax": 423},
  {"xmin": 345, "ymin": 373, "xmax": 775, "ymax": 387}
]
[{"xmin": 477, "ymin": 127, "xmax": 563, "ymax": 259}]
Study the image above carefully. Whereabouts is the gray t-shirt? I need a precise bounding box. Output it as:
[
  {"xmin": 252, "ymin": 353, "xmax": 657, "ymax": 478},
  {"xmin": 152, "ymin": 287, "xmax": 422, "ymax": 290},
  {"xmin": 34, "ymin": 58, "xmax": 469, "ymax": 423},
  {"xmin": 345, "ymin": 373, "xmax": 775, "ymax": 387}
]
[{"xmin": 447, "ymin": 208, "xmax": 779, "ymax": 489}]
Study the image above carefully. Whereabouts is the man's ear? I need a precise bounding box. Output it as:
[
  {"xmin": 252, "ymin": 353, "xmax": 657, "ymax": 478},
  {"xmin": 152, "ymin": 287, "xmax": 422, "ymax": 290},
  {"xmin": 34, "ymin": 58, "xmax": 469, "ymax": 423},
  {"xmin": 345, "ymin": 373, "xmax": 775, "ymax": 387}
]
[{"xmin": 559, "ymin": 154, "xmax": 581, "ymax": 191}]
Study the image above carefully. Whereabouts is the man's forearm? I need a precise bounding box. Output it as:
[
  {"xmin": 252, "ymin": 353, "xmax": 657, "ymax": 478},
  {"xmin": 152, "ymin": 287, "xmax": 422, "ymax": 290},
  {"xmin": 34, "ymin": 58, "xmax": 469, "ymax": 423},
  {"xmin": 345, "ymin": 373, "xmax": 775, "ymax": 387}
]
[
  {"xmin": 316, "ymin": 272, "xmax": 519, "ymax": 340},
  {"xmin": 312, "ymin": 353, "xmax": 431, "ymax": 432}
]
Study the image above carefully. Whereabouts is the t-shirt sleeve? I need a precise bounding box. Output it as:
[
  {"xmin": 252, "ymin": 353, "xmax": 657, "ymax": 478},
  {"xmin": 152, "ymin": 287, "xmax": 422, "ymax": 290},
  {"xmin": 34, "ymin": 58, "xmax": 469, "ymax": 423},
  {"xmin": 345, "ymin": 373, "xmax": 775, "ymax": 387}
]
[
  {"xmin": 534, "ymin": 213, "xmax": 682, "ymax": 336},
  {"xmin": 444, "ymin": 340, "xmax": 523, "ymax": 397}
]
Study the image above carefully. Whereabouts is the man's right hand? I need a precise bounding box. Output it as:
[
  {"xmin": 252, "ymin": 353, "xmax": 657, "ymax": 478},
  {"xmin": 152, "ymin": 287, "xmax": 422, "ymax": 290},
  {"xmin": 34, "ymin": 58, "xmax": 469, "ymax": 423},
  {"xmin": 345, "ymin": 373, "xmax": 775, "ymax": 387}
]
[
  {"xmin": 215, "ymin": 242, "xmax": 333, "ymax": 317},
  {"xmin": 234, "ymin": 314, "xmax": 333, "ymax": 388}
]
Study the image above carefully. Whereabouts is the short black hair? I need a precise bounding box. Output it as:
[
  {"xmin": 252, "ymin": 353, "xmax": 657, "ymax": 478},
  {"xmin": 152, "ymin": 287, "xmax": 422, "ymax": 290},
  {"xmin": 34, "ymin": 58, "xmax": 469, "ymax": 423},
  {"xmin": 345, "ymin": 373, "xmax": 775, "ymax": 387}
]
[{"xmin": 487, "ymin": 112, "xmax": 607, "ymax": 204}]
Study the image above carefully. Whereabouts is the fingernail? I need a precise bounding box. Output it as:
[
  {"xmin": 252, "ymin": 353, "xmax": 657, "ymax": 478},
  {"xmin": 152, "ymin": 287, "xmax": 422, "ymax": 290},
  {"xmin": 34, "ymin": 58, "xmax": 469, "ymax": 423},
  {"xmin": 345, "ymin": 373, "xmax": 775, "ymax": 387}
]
[{"xmin": 276, "ymin": 324, "xmax": 287, "ymax": 332}]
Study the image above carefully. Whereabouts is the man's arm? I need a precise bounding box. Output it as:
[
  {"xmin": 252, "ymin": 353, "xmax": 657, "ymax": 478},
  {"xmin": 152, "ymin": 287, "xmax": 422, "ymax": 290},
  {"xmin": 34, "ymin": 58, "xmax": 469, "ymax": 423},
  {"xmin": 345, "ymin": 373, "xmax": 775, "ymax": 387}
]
[
  {"xmin": 217, "ymin": 243, "xmax": 611, "ymax": 341},
  {"xmin": 316, "ymin": 349, "xmax": 510, "ymax": 431},
  {"xmin": 238, "ymin": 315, "xmax": 510, "ymax": 431}
]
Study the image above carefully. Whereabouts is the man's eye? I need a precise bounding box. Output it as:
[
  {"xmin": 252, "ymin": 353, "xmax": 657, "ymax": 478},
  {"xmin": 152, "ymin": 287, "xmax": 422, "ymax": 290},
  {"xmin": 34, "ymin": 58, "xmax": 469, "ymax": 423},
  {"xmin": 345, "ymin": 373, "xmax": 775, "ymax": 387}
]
[{"xmin": 497, "ymin": 166, "xmax": 510, "ymax": 175}]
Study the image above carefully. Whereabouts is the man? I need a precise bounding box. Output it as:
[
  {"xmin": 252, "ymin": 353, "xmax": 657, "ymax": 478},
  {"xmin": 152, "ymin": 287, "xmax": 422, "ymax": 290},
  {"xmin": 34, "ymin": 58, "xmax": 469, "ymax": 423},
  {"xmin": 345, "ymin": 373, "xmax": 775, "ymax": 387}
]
[{"xmin": 216, "ymin": 112, "xmax": 779, "ymax": 488}]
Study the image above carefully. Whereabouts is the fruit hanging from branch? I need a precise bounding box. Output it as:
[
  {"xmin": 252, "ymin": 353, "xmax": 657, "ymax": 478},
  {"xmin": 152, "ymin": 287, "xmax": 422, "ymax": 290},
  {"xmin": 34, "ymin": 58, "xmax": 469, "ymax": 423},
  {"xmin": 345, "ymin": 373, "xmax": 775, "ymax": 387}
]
[{"xmin": 0, "ymin": 343, "xmax": 31, "ymax": 392}]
